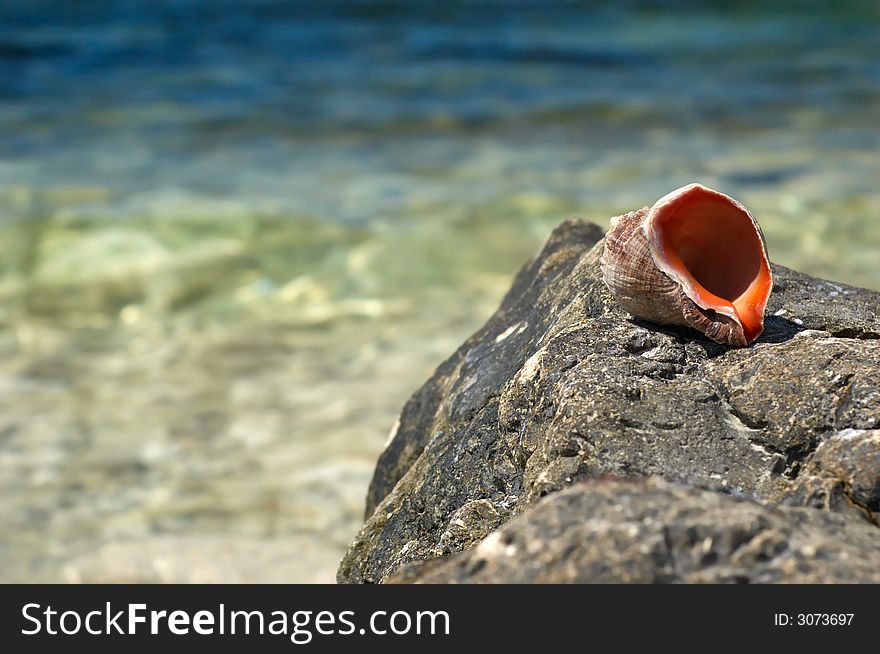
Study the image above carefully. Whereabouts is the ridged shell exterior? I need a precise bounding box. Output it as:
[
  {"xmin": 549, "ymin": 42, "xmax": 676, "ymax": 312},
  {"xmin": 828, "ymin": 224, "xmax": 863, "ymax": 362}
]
[{"xmin": 600, "ymin": 200, "xmax": 765, "ymax": 348}]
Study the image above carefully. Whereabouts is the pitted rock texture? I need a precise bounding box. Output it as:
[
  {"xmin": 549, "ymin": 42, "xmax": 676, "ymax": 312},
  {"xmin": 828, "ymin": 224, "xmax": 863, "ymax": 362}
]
[
  {"xmin": 338, "ymin": 219, "xmax": 880, "ymax": 584},
  {"xmin": 391, "ymin": 478, "xmax": 880, "ymax": 584}
]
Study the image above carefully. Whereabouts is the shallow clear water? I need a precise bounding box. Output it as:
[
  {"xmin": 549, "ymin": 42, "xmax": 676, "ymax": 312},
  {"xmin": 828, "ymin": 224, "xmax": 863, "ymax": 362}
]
[{"xmin": 1, "ymin": 1, "xmax": 878, "ymax": 582}]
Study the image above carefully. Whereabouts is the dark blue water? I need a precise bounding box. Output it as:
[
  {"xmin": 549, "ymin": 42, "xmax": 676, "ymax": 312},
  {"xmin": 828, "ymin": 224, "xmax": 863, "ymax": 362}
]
[{"xmin": 2, "ymin": 1, "xmax": 878, "ymax": 203}]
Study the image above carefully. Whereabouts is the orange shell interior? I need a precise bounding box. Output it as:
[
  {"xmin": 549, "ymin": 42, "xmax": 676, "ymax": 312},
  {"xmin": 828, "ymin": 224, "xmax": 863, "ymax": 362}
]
[{"xmin": 654, "ymin": 191, "xmax": 772, "ymax": 343}]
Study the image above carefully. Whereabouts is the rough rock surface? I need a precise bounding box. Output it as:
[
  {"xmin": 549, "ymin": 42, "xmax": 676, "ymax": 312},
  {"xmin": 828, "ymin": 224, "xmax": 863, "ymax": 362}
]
[
  {"xmin": 390, "ymin": 478, "xmax": 880, "ymax": 583},
  {"xmin": 338, "ymin": 219, "xmax": 880, "ymax": 584}
]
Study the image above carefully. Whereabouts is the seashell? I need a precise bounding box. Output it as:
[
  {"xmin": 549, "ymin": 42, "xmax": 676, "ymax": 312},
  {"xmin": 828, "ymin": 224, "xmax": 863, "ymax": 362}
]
[{"xmin": 600, "ymin": 183, "xmax": 773, "ymax": 347}]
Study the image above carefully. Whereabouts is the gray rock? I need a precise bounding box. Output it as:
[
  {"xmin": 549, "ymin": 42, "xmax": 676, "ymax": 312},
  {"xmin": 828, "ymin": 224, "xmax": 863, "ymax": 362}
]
[
  {"xmin": 392, "ymin": 478, "xmax": 880, "ymax": 584},
  {"xmin": 783, "ymin": 428, "xmax": 880, "ymax": 524},
  {"xmin": 338, "ymin": 219, "xmax": 880, "ymax": 584}
]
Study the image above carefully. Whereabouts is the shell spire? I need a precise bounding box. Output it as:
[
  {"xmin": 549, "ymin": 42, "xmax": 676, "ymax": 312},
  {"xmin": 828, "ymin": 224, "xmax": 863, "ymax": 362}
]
[{"xmin": 600, "ymin": 183, "xmax": 773, "ymax": 347}]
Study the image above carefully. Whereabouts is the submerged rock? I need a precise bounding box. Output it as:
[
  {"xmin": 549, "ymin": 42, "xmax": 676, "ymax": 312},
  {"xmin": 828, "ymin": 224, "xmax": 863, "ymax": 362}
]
[{"xmin": 338, "ymin": 219, "xmax": 880, "ymax": 583}]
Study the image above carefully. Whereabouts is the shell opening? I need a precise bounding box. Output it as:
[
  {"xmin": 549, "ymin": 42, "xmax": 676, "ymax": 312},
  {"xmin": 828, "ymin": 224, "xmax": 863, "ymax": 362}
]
[{"xmin": 652, "ymin": 188, "xmax": 772, "ymax": 342}]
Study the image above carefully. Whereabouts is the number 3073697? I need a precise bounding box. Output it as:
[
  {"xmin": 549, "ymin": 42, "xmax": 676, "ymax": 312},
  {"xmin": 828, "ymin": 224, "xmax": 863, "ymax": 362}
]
[{"xmin": 774, "ymin": 614, "xmax": 854, "ymax": 626}]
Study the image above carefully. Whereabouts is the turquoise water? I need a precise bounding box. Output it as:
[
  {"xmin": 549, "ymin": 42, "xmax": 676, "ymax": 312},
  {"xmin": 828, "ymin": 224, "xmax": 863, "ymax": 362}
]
[{"xmin": 1, "ymin": 1, "xmax": 878, "ymax": 582}]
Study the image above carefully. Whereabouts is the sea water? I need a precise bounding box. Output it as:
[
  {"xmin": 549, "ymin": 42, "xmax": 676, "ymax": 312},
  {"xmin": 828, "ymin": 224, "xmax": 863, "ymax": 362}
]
[{"xmin": 1, "ymin": 1, "xmax": 878, "ymax": 582}]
